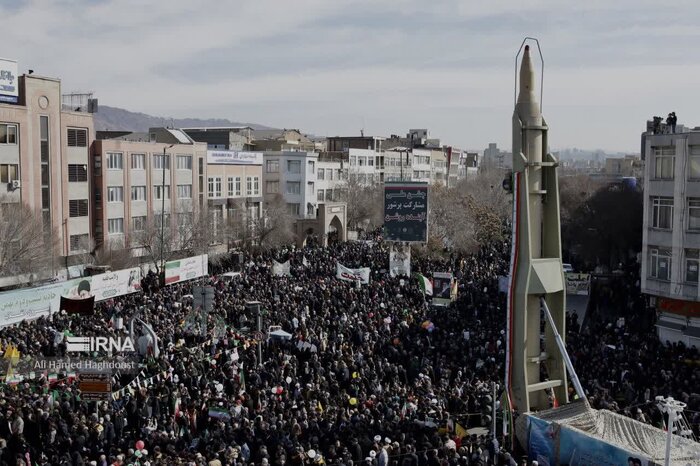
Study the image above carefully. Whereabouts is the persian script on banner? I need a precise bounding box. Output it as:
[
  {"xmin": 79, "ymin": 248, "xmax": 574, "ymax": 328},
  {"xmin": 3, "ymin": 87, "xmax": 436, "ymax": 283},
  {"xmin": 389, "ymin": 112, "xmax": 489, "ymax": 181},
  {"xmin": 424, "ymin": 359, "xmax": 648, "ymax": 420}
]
[{"xmin": 336, "ymin": 263, "xmax": 371, "ymax": 284}]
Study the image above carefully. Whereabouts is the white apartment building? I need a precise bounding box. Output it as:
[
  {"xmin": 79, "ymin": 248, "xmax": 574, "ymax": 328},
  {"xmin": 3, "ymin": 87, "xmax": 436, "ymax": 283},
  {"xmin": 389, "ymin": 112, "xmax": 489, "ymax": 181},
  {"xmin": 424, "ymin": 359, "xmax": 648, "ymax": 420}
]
[
  {"xmin": 262, "ymin": 151, "xmax": 319, "ymax": 218},
  {"xmin": 412, "ymin": 148, "xmax": 432, "ymax": 183},
  {"xmin": 347, "ymin": 148, "xmax": 382, "ymax": 185},
  {"xmin": 316, "ymin": 152, "xmax": 346, "ymax": 204},
  {"xmin": 641, "ymin": 124, "xmax": 700, "ymax": 347},
  {"xmin": 384, "ymin": 147, "xmax": 412, "ymax": 182}
]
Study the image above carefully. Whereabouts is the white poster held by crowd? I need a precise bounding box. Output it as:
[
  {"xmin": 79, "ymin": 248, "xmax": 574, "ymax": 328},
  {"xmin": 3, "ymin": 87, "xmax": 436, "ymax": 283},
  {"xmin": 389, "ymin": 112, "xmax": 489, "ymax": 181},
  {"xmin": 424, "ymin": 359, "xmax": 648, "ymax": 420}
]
[
  {"xmin": 272, "ymin": 260, "xmax": 291, "ymax": 277},
  {"xmin": 336, "ymin": 263, "xmax": 371, "ymax": 284},
  {"xmin": 389, "ymin": 243, "xmax": 411, "ymax": 277}
]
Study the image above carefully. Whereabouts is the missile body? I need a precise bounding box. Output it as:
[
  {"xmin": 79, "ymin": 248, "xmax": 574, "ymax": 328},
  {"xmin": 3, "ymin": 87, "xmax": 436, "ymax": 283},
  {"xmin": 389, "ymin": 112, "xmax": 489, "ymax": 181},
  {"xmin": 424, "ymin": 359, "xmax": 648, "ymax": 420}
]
[{"xmin": 507, "ymin": 45, "xmax": 568, "ymax": 412}]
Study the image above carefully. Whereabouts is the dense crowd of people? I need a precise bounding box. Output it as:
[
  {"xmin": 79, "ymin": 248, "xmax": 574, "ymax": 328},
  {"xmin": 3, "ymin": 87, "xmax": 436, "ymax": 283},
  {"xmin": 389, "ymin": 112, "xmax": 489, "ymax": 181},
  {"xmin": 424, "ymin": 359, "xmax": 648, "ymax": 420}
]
[{"xmin": 0, "ymin": 231, "xmax": 695, "ymax": 465}]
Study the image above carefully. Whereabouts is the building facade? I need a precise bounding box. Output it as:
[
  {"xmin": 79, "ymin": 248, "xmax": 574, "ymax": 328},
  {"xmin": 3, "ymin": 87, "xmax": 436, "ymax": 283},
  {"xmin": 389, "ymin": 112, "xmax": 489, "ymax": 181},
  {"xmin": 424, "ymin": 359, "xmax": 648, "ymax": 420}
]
[
  {"xmin": 0, "ymin": 73, "xmax": 94, "ymax": 268},
  {"xmin": 641, "ymin": 126, "xmax": 700, "ymax": 347},
  {"xmin": 316, "ymin": 152, "xmax": 346, "ymax": 204},
  {"xmin": 205, "ymin": 149, "xmax": 264, "ymax": 245},
  {"xmin": 183, "ymin": 127, "xmax": 254, "ymax": 151},
  {"xmin": 262, "ymin": 151, "xmax": 319, "ymax": 218},
  {"xmin": 92, "ymin": 130, "xmax": 207, "ymax": 256}
]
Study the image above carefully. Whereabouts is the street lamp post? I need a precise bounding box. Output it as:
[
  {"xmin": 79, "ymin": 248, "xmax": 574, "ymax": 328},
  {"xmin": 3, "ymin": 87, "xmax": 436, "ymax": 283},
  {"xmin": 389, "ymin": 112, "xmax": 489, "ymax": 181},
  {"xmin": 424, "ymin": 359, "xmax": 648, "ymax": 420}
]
[{"xmin": 160, "ymin": 144, "xmax": 174, "ymax": 286}]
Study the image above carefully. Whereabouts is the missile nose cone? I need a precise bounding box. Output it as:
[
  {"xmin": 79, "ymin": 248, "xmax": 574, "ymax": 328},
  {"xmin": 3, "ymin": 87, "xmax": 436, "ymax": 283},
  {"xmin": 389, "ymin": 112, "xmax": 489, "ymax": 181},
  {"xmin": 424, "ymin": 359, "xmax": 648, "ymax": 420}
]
[{"xmin": 518, "ymin": 44, "xmax": 536, "ymax": 105}]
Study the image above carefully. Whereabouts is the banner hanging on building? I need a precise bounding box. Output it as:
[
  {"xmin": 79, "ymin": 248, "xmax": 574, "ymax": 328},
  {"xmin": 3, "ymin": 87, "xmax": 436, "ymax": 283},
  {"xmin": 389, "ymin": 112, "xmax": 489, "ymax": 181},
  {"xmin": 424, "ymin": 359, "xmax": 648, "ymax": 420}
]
[
  {"xmin": 0, "ymin": 267, "xmax": 142, "ymax": 327},
  {"xmin": 207, "ymin": 150, "xmax": 263, "ymax": 165},
  {"xmin": 336, "ymin": 263, "xmax": 371, "ymax": 284},
  {"xmin": 164, "ymin": 254, "xmax": 209, "ymax": 285},
  {"xmin": 384, "ymin": 182, "xmax": 429, "ymax": 243},
  {"xmin": 0, "ymin": 58, "xmax": 18, "ymax": 104},
  {"xmin": 272, "ymin": 260, "xmax": 291, "ymax": 277},
  {"xmin": 389, "ymin": 243, "xmax": 411, "ymax": 277}
]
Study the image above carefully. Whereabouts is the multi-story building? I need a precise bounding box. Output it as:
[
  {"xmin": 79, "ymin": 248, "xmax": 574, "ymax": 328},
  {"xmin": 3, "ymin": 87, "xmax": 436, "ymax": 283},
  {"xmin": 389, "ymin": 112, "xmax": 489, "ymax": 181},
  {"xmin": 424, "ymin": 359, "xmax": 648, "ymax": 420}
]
[
  {"xmin": 430, "ymin": 148, "xmax": 448, "ymax": 185},
  {"xmin": 0, "ymin": 70, "xmax": 95, "ymax": 271},
  {"xmin": 92, "ymin": 129, "xmax": 207, "ymax": 255},
  {"xmin": 460, "ymin": 152, "xmax": 480, "ymax": 180},
  {"xmin": 262, "ymin": 151, "xmax": 319, "ymax": 218},
  {"xmin": 205, "ymin": 149, "xmax": 264, "ymax": 245},
  {"xmin": 316, "ymin": 152, "xmax": 346, "ymax": 204},
  {"xmin": 641, "ymin": 123, "xmax": 700, "ymax": 347},
  {"xmin": 183, "ymin": 126, "xmax": 255, "ymax": 151},
  {"xmin": 253, "ymin": 129, "xmax": 316, "ymax": 152},
  {"xmin": 412, "ymin": 148, "xmax": 432, "ymax": 183},
  {"xmin": 347, "ymin": 148, "xmax": 383, "ymax": 185},
  {"xmin": 383, "ymin": 147, "xmax": 412, "ymax": 182}
]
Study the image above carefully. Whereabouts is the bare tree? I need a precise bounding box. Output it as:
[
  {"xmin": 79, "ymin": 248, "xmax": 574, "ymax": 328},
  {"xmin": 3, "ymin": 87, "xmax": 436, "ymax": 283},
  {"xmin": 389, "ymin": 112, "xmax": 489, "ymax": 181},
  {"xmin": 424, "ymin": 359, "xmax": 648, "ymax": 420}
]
[
  {"xmin": 423, "ymin": 170, "xmax": 511, "ymax": 255},
  {"xmin": 0, "ymin": 197, "xmax": 58, "ymax": 283},
  {"xmin": 130, "ymin": 202, "xmax": 212, "ymax": 274},
  {"xmin": 340, "ymin": 173, "xmax": 383, "ymax": 232},
  {"xmin": 257, "ymin": 194, "xmax": 296, "ymax": 249}
]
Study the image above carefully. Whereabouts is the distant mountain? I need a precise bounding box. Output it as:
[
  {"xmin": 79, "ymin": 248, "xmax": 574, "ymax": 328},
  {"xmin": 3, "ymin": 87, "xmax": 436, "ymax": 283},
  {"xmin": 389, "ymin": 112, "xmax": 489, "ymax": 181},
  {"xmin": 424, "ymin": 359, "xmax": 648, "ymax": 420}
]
[{"xmin": 93, "ymin": 105, "xmax": 275, "ymax": 132}]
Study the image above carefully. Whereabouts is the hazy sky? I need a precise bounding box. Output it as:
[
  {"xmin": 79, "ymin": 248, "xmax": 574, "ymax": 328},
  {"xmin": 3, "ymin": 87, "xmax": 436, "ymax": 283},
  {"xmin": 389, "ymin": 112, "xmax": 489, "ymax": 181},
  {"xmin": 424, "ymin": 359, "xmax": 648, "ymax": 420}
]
[{"xmin": 3, "ymin": 0, "xmax": 700, "ymax": 152}]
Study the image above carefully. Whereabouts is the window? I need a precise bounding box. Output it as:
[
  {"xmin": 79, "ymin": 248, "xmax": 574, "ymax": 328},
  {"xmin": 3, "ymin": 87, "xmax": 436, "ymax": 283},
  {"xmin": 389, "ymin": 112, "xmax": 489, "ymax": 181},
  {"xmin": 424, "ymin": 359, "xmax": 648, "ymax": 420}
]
[
  {"xmin": 66, "ymin": 128, "xmax": 87, "ymax": 147},
  {"xmin": 689, "ymin": 199, "xmax": 700, "ymax": 230},
  {"xmin": 253, "ymin": 176, "xmax": 259, "ymax": 196},
  {"xmin": 266, "ymin": 160, "xmax": 279, "ymax": 173},
  {"xmin": 287, "ymin": 160, "xmax": 301, "ymax": 174},
  {"xmin": 177, "ymin": 184, "xmax": 192, "ymax": 199},
  {"xmin": 68, "ymin": 199, "xmax": 88, "ymax": 217},
  {"xmin": 131, "ymin": 153, "xmax": 145, "ymax": 170},
  {"xmin": 108, "ymin": 218, "xmax": 124, "ymax": 235},
  {"xmin": 0, "ymin": 124, "xmax": 17, "ymax": 144},
  {"xmin": 68, "ymin": 164, "xmax": 87, "ymax": 182},
  {"xmin": 368, "ymin": 157, "xmax": 374, "ymax": 166},
  {"xmin": 246, "ymin": 176, "xmax": 253, "ymax": 196},
  {"xmin": 358, "ymin": 157, "xmax": 366, "ymax": 167},
  {"xmin": 0, "ymin": 164, "xmax": 19, "ymax": 183},
  {"xmin": 235, "ymin": 177, "xmax": 241, "ymax": 196},
  {"xmin": 266, "ymin": 180, "xmax": 279, "ymax": 194},
  {"xmin": 107, "ymin": 152, "xmax": 123, "ymax": 170},
  {"xmin": 132, "ymin": 216, "xmax": 146, "ymax": 232},
  {"xmin": 649, "ymin": 247, "xmax": 671, "ymax": 280},
  {"xmin": 690, "ymin": 146, "xmax": 700, "ymax": 179},
  {"xmin": 685, "ymin": 249, "xmax": 699, "ymax": 283},
  {"xmin": 153, "ymin": 185, "xmax": 171, "ymax": 200},
  {"xmin": 107, "ymin": 186, "xmax": 124, "ymax": 203},
  {"xmin": 350, "ymin": 157, "xmax": 356, "ymax": 166},
  {"xmin": 228, "ymin": 177, "xmax": 235, "ymax": 197},
  {"xmin": 307, "ymin": 203, "xmax": 315, "ymax": 216},
  {"xmin": 94, "ymin": 155, "xmax": 101, "ymax": 176},
  {"xmin": 308, "ymin": 181, "xmax": 314, "ymax": 193},
  {"xmin": 208, "ymin": 177, "xmax": 222, "ymax": 198},
  {"xmin": 131, "ymin": 186, "xmax": 146, "ymax": 201},
  {"xmin": 176, "ymin": 155, "xmax": 192, "ymax": 170},
  {"xmin": 651, "ymin": 197, "xmax": 673, "ymax": 229},
  {"xmin": 153, "ymin": 154, "xmax": 170, "ymax": 170},
  {"xmin": 318, "ymin": 189, "xmax": 324, "ymax": 202},
  {"xmin": 318, "ymin": 168, "xmax": 325, "ymax": 180},
  {"xmin": 286, "ymin": 181, "xmax": 301, "ymax": 194},
  {"xmin": 69, "ymin": 234, "xmax": 89, "ymax": 252},
  {"xmin": 288, "ymin": 203, "xmax": 300, "ymax": 216},
  {"xmin": 308, "ymin": 161, "xmax": 315, "ymax": 173}
]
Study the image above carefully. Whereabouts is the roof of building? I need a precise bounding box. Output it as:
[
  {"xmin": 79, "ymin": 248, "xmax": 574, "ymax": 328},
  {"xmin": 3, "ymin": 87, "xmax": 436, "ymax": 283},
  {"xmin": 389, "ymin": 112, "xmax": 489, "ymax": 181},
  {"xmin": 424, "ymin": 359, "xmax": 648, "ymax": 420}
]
[
  {"xmin": 182, "ymin": 126, "xmax": 253, "ymax": 131},
  {"xmin": 166, "ymin": 128, "xmax": 193, "ymax": 144}
]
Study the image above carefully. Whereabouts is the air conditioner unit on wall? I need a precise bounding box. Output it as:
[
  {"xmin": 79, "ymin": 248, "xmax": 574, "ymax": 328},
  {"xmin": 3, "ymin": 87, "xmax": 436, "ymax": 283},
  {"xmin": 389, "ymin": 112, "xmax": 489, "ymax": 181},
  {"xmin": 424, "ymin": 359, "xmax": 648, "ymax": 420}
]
[{"xmin": 10, "ymin": 180, "xmax": 20, "ymax": 190}]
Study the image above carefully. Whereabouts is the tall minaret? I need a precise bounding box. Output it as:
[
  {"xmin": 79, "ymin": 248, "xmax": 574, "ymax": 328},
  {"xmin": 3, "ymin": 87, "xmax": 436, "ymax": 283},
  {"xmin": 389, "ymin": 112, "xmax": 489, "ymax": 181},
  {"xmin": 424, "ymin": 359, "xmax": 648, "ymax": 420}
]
[{"xmin": 506, "ymin": 44, "xmax": 568, "ymax": 412}]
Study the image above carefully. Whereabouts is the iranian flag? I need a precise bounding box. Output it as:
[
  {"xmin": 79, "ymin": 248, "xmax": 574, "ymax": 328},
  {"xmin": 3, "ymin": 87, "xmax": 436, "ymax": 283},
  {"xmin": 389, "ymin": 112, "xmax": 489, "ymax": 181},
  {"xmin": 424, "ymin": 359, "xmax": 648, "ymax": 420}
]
[{"xmin": 414, "ymin": 273, "xmax": 433, "ymax": 296}]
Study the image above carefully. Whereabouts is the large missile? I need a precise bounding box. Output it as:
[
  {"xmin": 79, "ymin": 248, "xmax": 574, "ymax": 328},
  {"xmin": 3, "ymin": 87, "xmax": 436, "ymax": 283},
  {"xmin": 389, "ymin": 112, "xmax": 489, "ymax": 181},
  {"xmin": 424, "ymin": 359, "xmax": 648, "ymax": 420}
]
[{"xmin": 507, "ymin": 43, "xmax": 569, "ymax": 413}]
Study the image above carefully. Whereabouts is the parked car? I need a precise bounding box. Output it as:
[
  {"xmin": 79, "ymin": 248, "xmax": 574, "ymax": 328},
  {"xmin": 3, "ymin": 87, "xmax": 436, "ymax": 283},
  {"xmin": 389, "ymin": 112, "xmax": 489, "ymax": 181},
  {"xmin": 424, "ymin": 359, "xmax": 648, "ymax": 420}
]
[{"xmin": 563, "ymin": 263, "xmax": 574, "ymax": 273}]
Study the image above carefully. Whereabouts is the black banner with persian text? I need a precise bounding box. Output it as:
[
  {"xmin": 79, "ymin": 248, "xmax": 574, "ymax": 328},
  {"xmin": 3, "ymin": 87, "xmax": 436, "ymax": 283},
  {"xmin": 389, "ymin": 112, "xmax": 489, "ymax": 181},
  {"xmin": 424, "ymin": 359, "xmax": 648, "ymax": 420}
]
[{"xmin": 384, "ymin": 182, "xmax": 429, "ymax": 242}]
